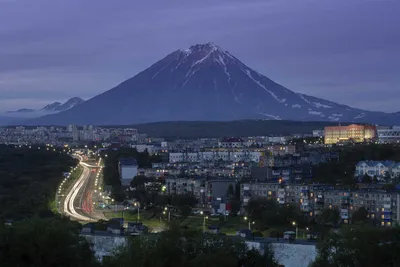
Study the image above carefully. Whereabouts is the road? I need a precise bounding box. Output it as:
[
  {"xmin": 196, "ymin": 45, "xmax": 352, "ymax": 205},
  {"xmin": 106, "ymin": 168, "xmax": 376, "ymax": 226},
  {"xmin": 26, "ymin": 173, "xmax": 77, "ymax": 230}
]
[{"xmin": 63, "ymin": 159, "xmax": 105, "ymax": 222}]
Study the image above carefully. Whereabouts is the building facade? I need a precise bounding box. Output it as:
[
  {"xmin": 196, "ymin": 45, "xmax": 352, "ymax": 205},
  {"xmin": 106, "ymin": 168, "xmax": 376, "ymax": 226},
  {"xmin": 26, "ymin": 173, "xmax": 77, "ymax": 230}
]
[
  {"xmin": 324, "ymin": 124, "xmax": 377, "ymax": 145},
  {"xmin": 240, "ymin": 182, "xmax": 400, "ymax": 226},
  {"xmin": 118, "ymin": 157, "xmax": 138, "ymax": 186}
]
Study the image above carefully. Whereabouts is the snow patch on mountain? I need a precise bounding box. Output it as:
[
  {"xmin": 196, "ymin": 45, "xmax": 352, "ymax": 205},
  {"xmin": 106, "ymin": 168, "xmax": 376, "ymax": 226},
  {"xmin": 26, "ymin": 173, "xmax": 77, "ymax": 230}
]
[
  {"xmin": 354, "ymin": 113, "xmax": 365, "ymax": 119},
  {"xmin": 259, "ymin": 113, "xmax": 282, "ymax": 120},
  {"xmin": 309, "ymin": 111, "xmax": 323, "ymax": 115},
  {"xmin": 243, "ymin": 69, "xmax": 286, "ymax": 103},
  {"xmin": 313, "ymin": 102, "xmax": 332, "ymax": 108},
  {"xmin": 298, "ymin": 94, "xmax": 312, "ymax": 105}
]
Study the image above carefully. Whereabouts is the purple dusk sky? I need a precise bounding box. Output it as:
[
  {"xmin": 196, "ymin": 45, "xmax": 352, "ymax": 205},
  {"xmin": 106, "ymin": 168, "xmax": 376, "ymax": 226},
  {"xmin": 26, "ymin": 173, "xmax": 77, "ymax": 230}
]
[{"xmin": 0, "ymin": 0, "xmax": 399, "ymax": 112}]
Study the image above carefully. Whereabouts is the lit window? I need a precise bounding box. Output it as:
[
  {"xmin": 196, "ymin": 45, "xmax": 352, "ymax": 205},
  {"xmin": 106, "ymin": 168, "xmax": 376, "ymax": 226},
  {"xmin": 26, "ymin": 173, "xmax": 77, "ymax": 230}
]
[{"xmin": 381, "ymin": 221, "xmax": 385, "ymax": 226}]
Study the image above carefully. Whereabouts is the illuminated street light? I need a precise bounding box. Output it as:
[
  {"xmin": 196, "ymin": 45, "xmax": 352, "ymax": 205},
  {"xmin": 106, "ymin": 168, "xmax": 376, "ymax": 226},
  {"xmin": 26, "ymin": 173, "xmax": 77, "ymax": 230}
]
[{"xmin": 292, "ymin": 221, "xmax": 298, "ymax": 239}]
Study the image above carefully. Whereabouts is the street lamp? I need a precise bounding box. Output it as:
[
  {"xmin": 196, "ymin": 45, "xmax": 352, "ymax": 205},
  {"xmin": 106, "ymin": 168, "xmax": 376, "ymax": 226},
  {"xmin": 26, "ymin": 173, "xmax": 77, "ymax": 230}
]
[
  {"xmin": 244, "ymin": 216, "xmax": 255, "ymax": 230},
  {"xmin": 203, "ymin": 216, "xmax": 208, "ymax": 232},
  {"xmin": 164, "ymin": 207, "xmax": 171, "ymax": 221},
  {"xmin": 292, "ymin": 221, "xmax": 298, "ymax": 239},
  {"xmin": 134, "ymin": 202, "xmax": 140, "ymax": 222}
]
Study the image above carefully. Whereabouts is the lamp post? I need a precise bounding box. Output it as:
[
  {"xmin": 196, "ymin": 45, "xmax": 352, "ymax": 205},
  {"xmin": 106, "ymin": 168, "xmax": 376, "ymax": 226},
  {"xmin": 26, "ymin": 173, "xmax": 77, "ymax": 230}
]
[
  {"xmin": 134, "ymin": 202, "xmax": 140, "ymax": 222},
  {"xmin": 305, "ymin": 227, "xmax": 309, "ymax": 239},
  {"xmin": 244, "ymin": 216, "xmax": 255, "ymax": 230},
  {"xmin": 122, "ymin": 207, "xmax": 129, "ymax": 224},
  {"xmin": 163, "ymin": 207, "xmax": 171, "ymax": 222},
  {"xmin": 203, "ymin": 216, "xmax": 208, "ymax": 232},
  {"xmin": 292, "ymin": 221, "xmax": 298, "ymax": 239}
]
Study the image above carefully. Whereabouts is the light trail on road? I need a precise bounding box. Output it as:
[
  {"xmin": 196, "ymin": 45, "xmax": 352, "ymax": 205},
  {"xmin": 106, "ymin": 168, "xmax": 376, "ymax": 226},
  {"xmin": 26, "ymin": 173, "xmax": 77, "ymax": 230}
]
[{"xmin": 63, "ymin": 162, "xmax": 93, "ymax": 222}]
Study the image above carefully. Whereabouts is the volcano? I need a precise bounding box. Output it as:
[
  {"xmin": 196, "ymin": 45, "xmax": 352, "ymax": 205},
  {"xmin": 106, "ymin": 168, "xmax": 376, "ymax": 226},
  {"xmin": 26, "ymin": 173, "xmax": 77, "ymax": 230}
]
[{"xmin": 27, "ymin": 43, "xmax": 400, "ymax": 125}]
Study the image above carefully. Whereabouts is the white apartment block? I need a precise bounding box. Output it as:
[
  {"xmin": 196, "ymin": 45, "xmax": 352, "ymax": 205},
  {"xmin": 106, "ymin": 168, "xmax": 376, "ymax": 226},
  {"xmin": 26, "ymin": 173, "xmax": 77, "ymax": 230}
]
[{"xmin": 169, "ymin": 151, "xmax": 263, "ymax": 163}]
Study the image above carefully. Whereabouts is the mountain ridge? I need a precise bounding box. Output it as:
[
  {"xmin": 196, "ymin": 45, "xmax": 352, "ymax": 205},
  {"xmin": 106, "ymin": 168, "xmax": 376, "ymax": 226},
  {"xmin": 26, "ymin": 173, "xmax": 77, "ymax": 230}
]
[
  {"xmin": 25, "ymin": 43, "xmax": 400, "ymax": 126},
  {"xmin": 7, "ymin": 97, "xmax": 84, "ymax": 114}
]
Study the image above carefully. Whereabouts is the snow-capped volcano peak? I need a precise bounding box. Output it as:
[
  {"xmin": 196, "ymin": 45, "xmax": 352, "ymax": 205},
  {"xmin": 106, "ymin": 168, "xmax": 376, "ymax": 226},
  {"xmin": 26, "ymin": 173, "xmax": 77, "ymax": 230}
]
[
  {"xmin": 27, "ymin": 43, "xmax": 400, "ymax": 126},
  {"xmin": 178, "ymin": 43, "xmax": 236, "ymax": 66},
  {"xmin": 182, "ymin": 42, "xmax": 220, "ymax": 55}
]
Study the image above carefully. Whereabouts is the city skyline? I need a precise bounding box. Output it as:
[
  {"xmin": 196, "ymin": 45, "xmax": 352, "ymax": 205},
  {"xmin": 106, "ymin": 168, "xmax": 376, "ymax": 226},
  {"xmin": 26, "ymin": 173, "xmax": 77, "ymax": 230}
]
[{"xmin": 0, "ymin": 0, "xmax": 399, "ymax": 112}]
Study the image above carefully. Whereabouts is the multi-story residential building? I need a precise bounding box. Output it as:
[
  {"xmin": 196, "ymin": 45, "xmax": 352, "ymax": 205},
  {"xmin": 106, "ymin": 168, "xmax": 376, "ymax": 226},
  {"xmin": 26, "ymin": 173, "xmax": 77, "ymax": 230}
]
[
  {"xmin": 118, "ymin": 157, "xmax": 138, "ymax": 186},
  {"xmin": 355, "ymin": 160, "xmax": 396, "ymax": 179},
  {"xmin": 169, "ymin": 150, "xmax": 264, "ymax": 163},
  {"xmin": 324, "ymin": 124, "xmax": 377, "ymax": 145},
  {"xmin": 265, "ymin": 145, "xmax": 296, "ymax": 156},
  {"xmin": 219, "ymin": 137, "xmax": 244, "ymax": 148},
  {"xmin": 165, "ymin": 177, "xmax": 237, "ymax": 209},
  {"xmin": 240, "ymin": 182, "xmax": 400, "ymax": 226},
  {"xmin": 165, "ymin": 177, "xmax": 207, "ymax": 204}
]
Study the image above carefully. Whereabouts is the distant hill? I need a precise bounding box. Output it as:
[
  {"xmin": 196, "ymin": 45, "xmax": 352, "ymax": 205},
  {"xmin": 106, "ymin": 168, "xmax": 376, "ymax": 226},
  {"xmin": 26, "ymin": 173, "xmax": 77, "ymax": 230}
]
[
  {"xmin": 2, "ymin": 97, "xmax": 85, "ymax": 124},
  {"xmin": 27, "ymin": 42, "xmax": 400, "ymax": 126},
  {"xmin": 107, "ymin": 120, "xmax": 343, "ymax": 139}
]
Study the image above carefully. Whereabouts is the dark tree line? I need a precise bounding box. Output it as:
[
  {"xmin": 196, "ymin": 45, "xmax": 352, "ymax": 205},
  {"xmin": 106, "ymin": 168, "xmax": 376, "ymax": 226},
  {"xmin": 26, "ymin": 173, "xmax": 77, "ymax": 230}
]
[
  {"xmin": 0, "ymin": 217, "xmax": 99, "ymax": 267},
  {"xmin": 0, "ymin": 145, "xmax": 77, "ymax": 219},
  {"xmin": 311, "ymin": 227, "xmax": 400, "ymax": 267},
  {"xmin": 103, "ymin": 224, "xmax": 278, "ymax": 267}
]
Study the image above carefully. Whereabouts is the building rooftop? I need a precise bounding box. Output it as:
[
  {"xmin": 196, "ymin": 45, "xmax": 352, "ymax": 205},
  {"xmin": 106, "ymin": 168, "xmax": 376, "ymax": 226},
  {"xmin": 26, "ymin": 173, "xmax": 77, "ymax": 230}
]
[{"xmin": 119, "ymin": 157, "xmax": 138, "ymax": 166}]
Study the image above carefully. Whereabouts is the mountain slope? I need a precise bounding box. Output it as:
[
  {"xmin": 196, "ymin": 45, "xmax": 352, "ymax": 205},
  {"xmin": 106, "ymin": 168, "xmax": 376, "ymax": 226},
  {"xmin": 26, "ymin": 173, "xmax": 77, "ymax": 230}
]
[
  {"xmin": 28, "ymin": 43, "xmax": 400, "ymax": 126},
  {"xmin": 4, "ymin": 97, "xmax": 85, "ymax": 121},
  {"xmin": 42, "ymin": 102, "xmax": 62, "ymax": 111}
]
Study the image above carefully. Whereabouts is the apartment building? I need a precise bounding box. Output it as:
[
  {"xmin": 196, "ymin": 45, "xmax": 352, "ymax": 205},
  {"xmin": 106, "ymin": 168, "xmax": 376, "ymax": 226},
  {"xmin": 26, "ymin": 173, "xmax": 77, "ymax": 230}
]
[
  {"xmin": 165, "ymin": 177, "xmax": 238, "ymax": 208},
  {"xmin": 118, "ymin": 157, "xmax": 138, "ymax": 186},
  {"xmin": 355, "ymin": 160, "xmax": 400, "ymax": 179},
  {"xmin": 241, "ymin": 182, "xmax": 400, "ymax": 226},
  {"xmin": 169, "ymin": 150, "xmax": 264, "ymax": 163}
]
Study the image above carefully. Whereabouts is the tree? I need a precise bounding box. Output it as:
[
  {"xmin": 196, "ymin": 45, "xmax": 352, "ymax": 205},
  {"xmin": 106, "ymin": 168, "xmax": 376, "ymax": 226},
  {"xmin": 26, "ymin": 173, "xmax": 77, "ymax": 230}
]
[
  {"xmin": 316, "ymin": 208, "xmax": 340, "ymax": 226},
  {"xmin": 0, "ymin": 217, "xmax": 99, "ymax": 267},
  {"xmin": 103, "ymin": 224, "xmax": 278, "ymax": 267},
  {"xmin": 351, "ymin": 207, "xmax": 368, "ymax": 224},
  {"xmin": 361, "ymin": 174, "xmax": 372, "ymax": 184},
  {"xmin": 311, "ymin": 228, "xmax": 400, "ymax": 267}
]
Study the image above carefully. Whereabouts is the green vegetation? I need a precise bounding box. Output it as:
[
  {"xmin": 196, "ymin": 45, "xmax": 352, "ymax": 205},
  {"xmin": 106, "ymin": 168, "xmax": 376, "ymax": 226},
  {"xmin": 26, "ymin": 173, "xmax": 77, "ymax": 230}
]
[
  {"xmin": 0, "ymin": 145, "xmax": 77, "ymax": 219},
  {"xmin": 312, "ymin": 144, "xmax": 400, "ymax": 186},
  {"xmin": 0, "ymin": 217, "xmax": 99, "ymax": 267},
  {"xmin": 104, "ymin": 120, "xmax": 341, "ymax": 139},
  {"xmin": 311, "ymin": 227, "xmax": 400, "ymax": 267},
  {"xmin": 245, "ymin": 198, "xmax": 307, "ymax": 230},
  {"xmin": 103, "ymin": 224, "xmax": 278, "ymax": 267}
]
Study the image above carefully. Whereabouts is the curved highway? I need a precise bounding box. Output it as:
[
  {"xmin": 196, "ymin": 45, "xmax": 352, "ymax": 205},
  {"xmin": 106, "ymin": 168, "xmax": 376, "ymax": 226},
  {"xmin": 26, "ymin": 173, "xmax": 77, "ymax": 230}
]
[{"xmin": 63, "ymin": 159, "xmax": 101, "ymax": 222}]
